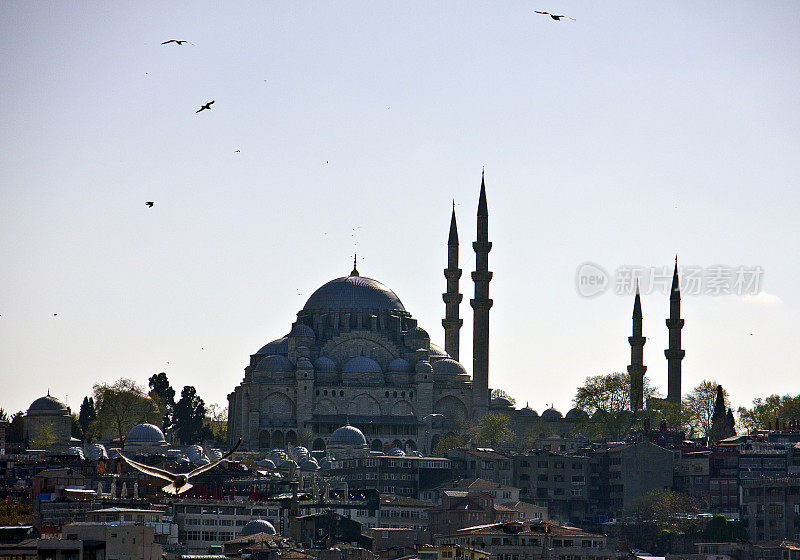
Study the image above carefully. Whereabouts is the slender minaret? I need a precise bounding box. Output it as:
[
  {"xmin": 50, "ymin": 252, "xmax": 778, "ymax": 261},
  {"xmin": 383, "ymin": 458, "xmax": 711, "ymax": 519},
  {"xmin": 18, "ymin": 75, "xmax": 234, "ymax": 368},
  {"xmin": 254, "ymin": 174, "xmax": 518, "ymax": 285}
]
[
  {"xmin": 471, "ymin": 171, "xmax": 492, "ymax": 419},
  {"xmin": 665, "ymin": 257, "xmax": 685, "ymax": 404},
  {"xmin": 442, "ymin": 202, "xmax": 463, "ymax": 360},
  {"xmin": 628, "ymin": 281, "xmax": 647, "ymax": 411}
]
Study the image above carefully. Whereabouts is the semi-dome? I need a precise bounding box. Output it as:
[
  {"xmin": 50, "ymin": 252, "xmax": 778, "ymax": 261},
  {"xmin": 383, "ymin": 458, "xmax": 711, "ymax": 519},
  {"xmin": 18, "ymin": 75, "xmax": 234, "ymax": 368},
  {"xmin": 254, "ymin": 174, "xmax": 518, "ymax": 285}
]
[
  {"xmin": 541, "ymin": 407, "xmax": 563, "ymax": 421},
  {"xmin": 302, "ymin": 276, "xmax": 406, "ymax": 313},
  {"xmin": 491, "ymin": 397, "xmax": 514, "ymax": 408},
  {"xmin": 387, "ymin": 447, "xmax": 406, "ymax": 456},
  {"xmin": 291, "ymin": 323, "xmax": 315, "ymax": 338},
  {"xmin": 240, "ymin": 519, "xmax": 276, "ymax": 537},
  {"xmin": 429, "ymin": 343, "xmax": 449, "ymax": 358},
  {"xmin": 565, "ymin": 408, "xmax": 589, "ymax": 421},
  {"xmin": 300, "ymin": 458, "xmax": 319, "ymax": 470},
  {"xmin": 86, "ymin": 443, "xmax": 108, "ymax": 461},
  {"xmin": 28, "ymin": 394, "xmax": 68, "ymax": 413},
  {"xmin": 407, "ymin": 326, "xmax": 429, "ymax": 339},
  {"xmin": 329, "ymin": 425, "xmax": 367, "ymax": 447},
  {"xmin": 342, "ymin": 356, "xmax": 382, "ymax": 374},
  {"xmin": 314, "ymin": 356, "xmax": 337, "ymax": 373},
  {"xmin": 256, "ymin": 336, "xmax": 289, "ymax": 355},
  {"xmin": 387, "ymin": 358, "xmax": 411, "ymax": 373},
  {"xmin": 296, "ymin": 357, "xmax": 313, "ymax": 369},
  {"xmin": 127, "ymin": 423, "xmax": 166, "ymax": 443},
  {"xmin": 256, "ymin": 354, "xmax": 294, "ymax": 373},
  {"xmin": 187, "ymin": 444, "xmax": 205, "ymax": 461},
  {"xmin": 432, "ymin": 358, "xmax": 468, "ymax": 376}
]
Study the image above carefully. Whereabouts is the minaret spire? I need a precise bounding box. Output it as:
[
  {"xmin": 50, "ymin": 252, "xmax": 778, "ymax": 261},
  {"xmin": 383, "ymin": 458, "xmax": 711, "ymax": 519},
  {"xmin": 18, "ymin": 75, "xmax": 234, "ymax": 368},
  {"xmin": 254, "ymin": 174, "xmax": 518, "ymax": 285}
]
[
  {"xmin": 665, "ymin": 258, "xmax": 685, "ymax": 404},
  {"xmin": 443, "ymin": 203, "xmax": 463, "ymax": 360},
  {"xmin": 471, "ymin": 171, "xmax": 492, "ymax": 419},
  {"xmin": 350, "ymin": 254, "xmax": 359, "ymax": 277},
  {"xmin": 628, "ymin": 280, "xmax": 647, "ymax": 411}
]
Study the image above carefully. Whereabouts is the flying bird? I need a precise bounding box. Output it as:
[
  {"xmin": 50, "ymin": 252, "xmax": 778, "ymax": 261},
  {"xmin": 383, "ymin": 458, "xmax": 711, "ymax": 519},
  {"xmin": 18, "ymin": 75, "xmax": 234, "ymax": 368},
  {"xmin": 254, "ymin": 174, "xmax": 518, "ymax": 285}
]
[
  {"xmin": 534, "ymin": 11, "xmax": 575, "ymax": 20},
  {"xmin": 196, "ymin": 100, "xmax": 215, "ymax": 113},
  {"xmin": 146, "ymin": 201, "xmax": 154, "ymax": 208},
  {"xmin": 161, "ymin": 40, "xmax": 190, "ymax": 45},
  {"xmin": 119, "ymin": 438, "xmax": 241, "ymax": 495},
  {"xmin": 234, "ymin": 149, "xmax": 241, "ymax": 153}
]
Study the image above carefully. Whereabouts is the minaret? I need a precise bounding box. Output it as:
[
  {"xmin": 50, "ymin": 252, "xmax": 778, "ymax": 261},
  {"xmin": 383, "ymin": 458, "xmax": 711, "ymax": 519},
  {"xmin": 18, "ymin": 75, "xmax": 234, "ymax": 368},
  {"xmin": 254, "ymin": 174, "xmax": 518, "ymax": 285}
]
[
  {"xmin": 442, "ymin": 202, "xmax": 463, "ymax": 360},
  {"xmin": 665, "ymin": 257, "xmax": 685, "ymax": 404},
  {"xmin": 628, "ymin": 281, "xmax": 647, "ymax": 411},
  {"xmin": 471, "ymin": 171, "xmax": 492, "ymax": 419}
]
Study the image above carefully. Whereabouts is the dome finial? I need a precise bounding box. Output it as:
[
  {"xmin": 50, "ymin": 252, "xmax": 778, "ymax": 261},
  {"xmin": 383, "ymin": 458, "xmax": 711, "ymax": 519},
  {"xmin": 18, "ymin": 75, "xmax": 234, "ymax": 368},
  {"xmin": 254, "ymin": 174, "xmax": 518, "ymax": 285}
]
[{"xmin": 350, "ymin": 254, "xmax": 359, "ymax": 277}]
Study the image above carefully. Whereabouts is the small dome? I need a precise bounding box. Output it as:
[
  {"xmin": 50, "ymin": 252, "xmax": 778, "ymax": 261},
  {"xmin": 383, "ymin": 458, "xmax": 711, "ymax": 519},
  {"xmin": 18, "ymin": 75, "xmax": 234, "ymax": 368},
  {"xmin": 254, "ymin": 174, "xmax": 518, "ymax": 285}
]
[
  {"xmin": 270, "ymin": 450, "xmax": 288, "ymax": 463},
  {"xmin": 319, "ymin": 458, "xmax": 332, "ymax": 470},
  {"xmin": 28, "ymin": 394, "xmax": 68, "ymax": 413},
  {"xmin": 256, "ymin": 458, "xmax": 276, "ymax": 469},
  {"xmin": 291, "ymin": 323, "xmax": 315, "ymax": 338},
  {"xmin": 592, "ymin": 409, "xmax": 609, "ymax": 421},
  {"xmin": 491, "ymin": 397, "xmax": 514, "ymax": 408},
  {"xmin": 127, "ymin": 423, "xmax": 166, "ymax": 444},
  {"xmin": 256, "ymin": 354, "xmax": 294, "ymax": 373},
  {"xmin": 387, "ymin": 358, "xmax": 411, "ymax": 373},
  {"xmin": 329, "ymin": 425, "xmax": 367, "ymax": 447},
  {"xmin": 541, "ymin": 408, "xmax": 563, "ymax": 421},
  {"xmin": 256, "ymin": 336, "xmax": 289, "ymax": 355},
  {"xmin": 85, "ymin": 443, "xmax": 108, "ymax": 461},
  {"xmin": 293, "ymin": 446, "xmax": 309, "ymax": 457},
  {"xmin": 415, "ymin": 360, "xmax": 433, "ymax": 374},
  {"xmin": 67, "ymin": 447, "xmax": 85, "ymax": 459},
  {"xmin": 296, "ymin": 357, "xmax": 313, "ymax": 369},
  {"xmin": 314, "ymin": 356, "xmax": 337, "ymax": 373},
  {"xmin": 566, "ymin": 408, "xmax": 589, "ymax": 421},
  {"xmin": 387, "ymin": 447, "xmax": 406, "ymax": 456},
  {"xmin": 300, "ymin": 458, "xmax": 319, "ymax": 470},
  {"xmin": 208, "ymin": 449, "xmax": 223, "ymax": 461},
  {"xmin": 279, "ymin": 459, "xmax": 297, "ymax": 469},
  {"xmin": 518, "ymin": 404, "xmax": 539, "ymax": 417},
  {"xmin": 195, "ymin": 457, "xmax": 211, "ymax": 466},
  {"xmin": 433, "ymin": 358, "xmax": 468, "ymax": 376},
  {"xmin": 342, "ymin": 356, "xmax": 382, "ymax": 374},
  {"xmin": 187, "ymin": 444, "xmax": 205, "ymax": 460},
  {"xmin": 240, "ymin": 519, "xmax": 276, "ymax": 537},
  {"xmin": 407, "ymin": 326, "xmax": 429, "ymax": 339}
]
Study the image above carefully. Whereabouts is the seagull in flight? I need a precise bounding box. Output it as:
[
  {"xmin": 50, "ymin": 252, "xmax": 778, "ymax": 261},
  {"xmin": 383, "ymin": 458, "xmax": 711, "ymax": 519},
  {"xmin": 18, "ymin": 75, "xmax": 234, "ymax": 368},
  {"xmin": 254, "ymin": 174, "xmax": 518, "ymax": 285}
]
[
  {"xmin": 119, "ymin": 438, "xmax": 241, "ymax": 495},
  {"xmin": 161, "ymin": 40, "xmax": 191, "ymax": 45},
  {"xmin": 196, "ymin": 100, "xmax": 215, "ymax": 113},
  {"xmin": 535, "ymin": 11, "xmax": 575, "ymax": 20},
  {"xmin": 146, "ymin": 201, "xmax": 154, "ymax": 208}
]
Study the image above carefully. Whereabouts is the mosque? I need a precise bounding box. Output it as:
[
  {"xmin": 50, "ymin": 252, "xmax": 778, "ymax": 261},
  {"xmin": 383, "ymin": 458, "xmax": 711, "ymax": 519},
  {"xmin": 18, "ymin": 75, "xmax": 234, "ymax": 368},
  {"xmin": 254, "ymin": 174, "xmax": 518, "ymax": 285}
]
[{"xmin": 226, "ymin": 174, "xmax": 597, "ymax": 454}]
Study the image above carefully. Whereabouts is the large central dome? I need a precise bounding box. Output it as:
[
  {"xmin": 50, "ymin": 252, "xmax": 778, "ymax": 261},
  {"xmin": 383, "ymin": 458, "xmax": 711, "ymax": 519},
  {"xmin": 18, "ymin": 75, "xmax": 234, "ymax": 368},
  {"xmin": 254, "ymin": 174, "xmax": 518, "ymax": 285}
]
[{"xmin": 303, "ymin": 275, "xmax": 406, "ymax": 313}]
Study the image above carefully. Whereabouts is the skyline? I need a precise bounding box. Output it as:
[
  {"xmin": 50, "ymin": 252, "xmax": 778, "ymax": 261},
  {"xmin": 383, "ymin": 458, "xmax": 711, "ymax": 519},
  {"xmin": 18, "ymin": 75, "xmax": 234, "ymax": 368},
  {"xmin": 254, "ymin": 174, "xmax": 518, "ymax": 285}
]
[{"xmin": 1, "ymin": 2, "xmax": 799, "ymax": 416}]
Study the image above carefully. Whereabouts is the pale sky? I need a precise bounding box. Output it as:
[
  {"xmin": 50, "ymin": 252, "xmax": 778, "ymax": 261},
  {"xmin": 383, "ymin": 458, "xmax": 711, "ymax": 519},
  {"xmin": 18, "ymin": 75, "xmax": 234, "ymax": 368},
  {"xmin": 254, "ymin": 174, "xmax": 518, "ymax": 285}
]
[{"xmin": 1, "ymin": 2, "xmax": 799, "ymax": 418}]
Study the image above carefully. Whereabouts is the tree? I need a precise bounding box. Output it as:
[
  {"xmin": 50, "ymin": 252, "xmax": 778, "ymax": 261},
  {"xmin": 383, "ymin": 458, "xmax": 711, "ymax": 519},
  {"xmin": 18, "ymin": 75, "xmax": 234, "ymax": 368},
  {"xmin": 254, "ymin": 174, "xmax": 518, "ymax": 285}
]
[
  {"xmin": 0, "ymin": 409, "xmax": 9, "ymax": 422},
  {"xmin": 432, "ymin": 433, "xmax": 464, "ymax": 457},
  {"xmin": 174, "ymin": 386, "xmax": 206, "ymax": 444},
  {"xmin": 71, "ymin": 414, "xmax": 83, "ymax": 440},
  {"xmin": 148, "ymin": 372, "xmax": 176, "ymax": 431},
  {"xmin": 573, "ymin": 372, "xmax": 661, "ymax": 441},
  {"xmin": 78, "ymin": 397, "xmax": 96, "ymax": 436},
  {"xmin": 205, "ymin": 403, "xmax": 228, "ymax": 445},
  {"xmin": 724, "ymin": 408, "xmax": 736, "ymax": 438},
  {"xmin": 0, "ymin": 498, "xmax": 33, "ymax": 526},
  {"xmin": 491, "ymin": 389, "xmax": 516, "ymax": 406},
  {"xmin": 475, "ymin": 411, "xmax": 514, "ymax": 448},
  {"xmin": 625, "ymin": 488, "xmax": 699, "ymax": 525},
  {"xmin": 737, "ymin": 393, "xmax": 800, "ymax": 433},
  {"xmin": 708, "ymin": 385, "xmax": 727, "ymax": 442},
  {"xmin": 91, "ymin": 378, "xmax": 163, "ymax": 442},
  {"xmin": 5, "ymin": 412, "xmax": 25, "ymax": 444},
  {"xmin": 30, "ymin": 424, "xmax": 57, "ymax": 449},
  {"xmin": 684, "ymin": 380, "xmax": 729, "ymax": 440}
]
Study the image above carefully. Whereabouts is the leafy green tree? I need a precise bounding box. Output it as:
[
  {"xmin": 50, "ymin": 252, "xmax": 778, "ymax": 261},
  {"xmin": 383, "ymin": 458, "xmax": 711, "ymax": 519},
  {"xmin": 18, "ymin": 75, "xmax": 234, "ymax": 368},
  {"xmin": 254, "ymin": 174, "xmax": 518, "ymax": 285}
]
[
  {"xmin": 30, "ymin": 423, "xmax": 57, "ymax": 449},
  {"xmin": 205, "ymin": 403, "xmax": 228, "ymax": 445},
  {"xmin": 625, "ymin": 488, "xmax": 699, "ymax": 525},
  {"xmin": 432, "ymin": 433, "xmax": 463, "ymax": 457},
  {"xmin": 475, "ymin": 411, "xmax": 514, "ymax": 448},
  {"xmin": 78, "ymin": 397, "xmax": 96, "ymax": 436},
  {"xmin": 738, "ymin": 394, "xmax": 800, "ymax": 433},
  {"xmin": 91, "ymin": 378, "xmax": 163, "ymax": 442},
  {"xmin": 174, "ymin": 386, "xmax": 206, "ymax": 444},
  {"xmin": 701, "ymin": 514, "xmax": 748, "ymax": 542},
  {"xmin": 684, "ymin": 380, "xmax": 729, "ymax": 439},
  {"xmin": 71, "ymin": 413, "xmax": 83, "ymax": 439},
  {"xmin": 148, "ymin": 372, "xmax": 176, "ymax": 431},
  {"xmin": 0, "ymin": 498, "xmax": 33, "ymax": 525}
]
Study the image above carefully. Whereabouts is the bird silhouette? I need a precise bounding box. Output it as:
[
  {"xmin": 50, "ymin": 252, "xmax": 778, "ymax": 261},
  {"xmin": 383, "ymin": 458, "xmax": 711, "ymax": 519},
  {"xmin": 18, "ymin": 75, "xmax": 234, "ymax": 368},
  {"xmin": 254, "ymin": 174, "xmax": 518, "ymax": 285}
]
[
  {"xmin": 53, "ymin": 313, "xmax": 58, "ymax": 317},
  {"xmin": 119, "ymin": 438, "xmax": 241, "ymax": 495},
  {"xmin": 146, "ymin": 201, "xmax": 154, "ymax": 208},
  {"xmin": 535, "ymin": 11, "xmax": 575, "ymax": 20},
  {"xmin": 234, "ymin": 149, "xmax": 241, "ymax": 153},
  {"xmin": 196, "ymin": 100, "xmax": 215, "ymax": 113},
  {"xmin": 161, "ymin": 40, "xmax": 191, "ymax": 45}
]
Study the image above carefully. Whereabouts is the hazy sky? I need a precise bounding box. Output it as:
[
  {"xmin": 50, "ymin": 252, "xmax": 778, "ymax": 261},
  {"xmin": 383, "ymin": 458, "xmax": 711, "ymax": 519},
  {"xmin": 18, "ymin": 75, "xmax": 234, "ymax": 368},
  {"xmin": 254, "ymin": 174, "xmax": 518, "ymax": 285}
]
[{"xmin": 1, "ymin": 2, "xmax": 799, "ymax": 418}]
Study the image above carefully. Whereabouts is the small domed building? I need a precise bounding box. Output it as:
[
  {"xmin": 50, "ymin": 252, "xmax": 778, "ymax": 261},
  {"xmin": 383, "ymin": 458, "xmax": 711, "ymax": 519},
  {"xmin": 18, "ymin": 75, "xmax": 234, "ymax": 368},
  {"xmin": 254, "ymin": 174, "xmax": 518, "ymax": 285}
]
[
  {"xmin": 240, "ymin": 519, "xmax": 276, "ymax": 537},
  {"xmin": 124, "ymin": 423, "xmax": 168, "ymax": 454},
  {"xmin": 24, "ymin": 392, "xmax": 72, "ymax": 449}
]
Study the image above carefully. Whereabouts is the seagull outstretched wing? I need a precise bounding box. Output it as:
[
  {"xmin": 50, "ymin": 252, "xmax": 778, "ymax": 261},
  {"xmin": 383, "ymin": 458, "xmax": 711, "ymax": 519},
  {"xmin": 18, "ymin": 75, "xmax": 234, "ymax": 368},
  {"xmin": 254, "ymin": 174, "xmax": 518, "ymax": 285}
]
[
  {"xmin": 118, "ymin": 452, "xmax": 177, "ymax": 484},
  {"xmin": 187, "ymin": 438, "xmax": 241, "ymax": 479}
]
